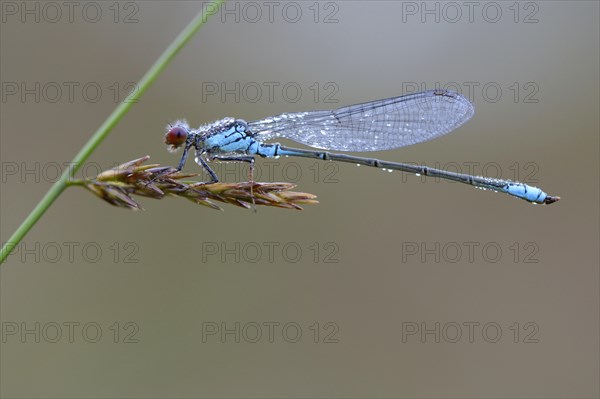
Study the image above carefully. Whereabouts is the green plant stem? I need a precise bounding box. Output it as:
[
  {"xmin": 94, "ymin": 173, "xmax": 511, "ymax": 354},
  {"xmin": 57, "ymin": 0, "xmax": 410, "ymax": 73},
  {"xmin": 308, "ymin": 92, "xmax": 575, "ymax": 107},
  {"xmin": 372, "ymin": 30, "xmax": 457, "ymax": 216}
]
[{"xmin": 0, "ymin": 1, "xmax": 224, "ymax": 264}]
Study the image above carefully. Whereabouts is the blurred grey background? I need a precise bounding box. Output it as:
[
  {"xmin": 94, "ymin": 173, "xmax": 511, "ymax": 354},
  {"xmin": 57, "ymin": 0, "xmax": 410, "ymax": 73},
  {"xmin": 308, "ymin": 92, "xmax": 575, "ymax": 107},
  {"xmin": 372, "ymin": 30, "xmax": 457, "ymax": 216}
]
[{"xmin": 1, "ymin": 1, "xmax": 598, "ymax": 398}]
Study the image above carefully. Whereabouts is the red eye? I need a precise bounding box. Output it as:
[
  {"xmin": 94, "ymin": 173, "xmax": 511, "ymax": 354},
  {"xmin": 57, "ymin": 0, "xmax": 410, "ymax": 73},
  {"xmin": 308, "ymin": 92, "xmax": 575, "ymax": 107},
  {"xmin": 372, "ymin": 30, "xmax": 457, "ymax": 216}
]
[{"xmin": 164, "ymin": 126, "xmax": 188, "ymax": 148}]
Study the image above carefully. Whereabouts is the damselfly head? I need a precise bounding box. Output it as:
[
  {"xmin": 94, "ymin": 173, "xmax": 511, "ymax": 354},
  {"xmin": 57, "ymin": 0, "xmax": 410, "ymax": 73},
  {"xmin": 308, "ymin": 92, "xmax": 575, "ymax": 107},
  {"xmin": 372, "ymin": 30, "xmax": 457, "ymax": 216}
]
[{"xmin": 164, "ymin": 120, "xmax": 190, "ymax": 152}]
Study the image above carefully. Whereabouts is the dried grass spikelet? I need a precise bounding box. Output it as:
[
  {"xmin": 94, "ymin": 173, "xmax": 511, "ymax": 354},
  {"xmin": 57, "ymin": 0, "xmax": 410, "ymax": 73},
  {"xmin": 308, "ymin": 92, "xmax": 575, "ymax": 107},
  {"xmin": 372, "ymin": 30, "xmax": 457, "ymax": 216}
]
[{"xmin": 78, "ymin": 156, "xmax": 318, "ymax": 211}]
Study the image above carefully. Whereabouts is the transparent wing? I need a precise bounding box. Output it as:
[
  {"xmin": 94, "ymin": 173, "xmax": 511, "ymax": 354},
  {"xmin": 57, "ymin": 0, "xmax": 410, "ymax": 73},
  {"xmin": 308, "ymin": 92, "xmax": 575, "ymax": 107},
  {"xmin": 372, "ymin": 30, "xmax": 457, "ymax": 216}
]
[{"xmin": 248, "ymin": 89, "xmax": 474, "ymax": 152}]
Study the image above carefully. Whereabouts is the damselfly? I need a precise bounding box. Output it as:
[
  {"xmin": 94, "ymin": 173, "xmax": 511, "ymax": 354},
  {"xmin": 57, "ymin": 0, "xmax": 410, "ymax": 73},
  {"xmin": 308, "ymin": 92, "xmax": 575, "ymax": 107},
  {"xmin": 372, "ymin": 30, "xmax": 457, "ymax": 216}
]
[{"xmin": 162, "ymin": 89, "xmax": 559, "ymax": 204}]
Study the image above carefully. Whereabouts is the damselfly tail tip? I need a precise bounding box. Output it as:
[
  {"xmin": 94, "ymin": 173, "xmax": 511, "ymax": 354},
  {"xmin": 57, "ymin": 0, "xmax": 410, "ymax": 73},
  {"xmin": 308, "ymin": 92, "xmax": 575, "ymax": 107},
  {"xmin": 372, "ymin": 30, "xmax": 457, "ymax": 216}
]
[{"xmin": 544, "ymin": 195, "xmax": 560, "ymax": 205}]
